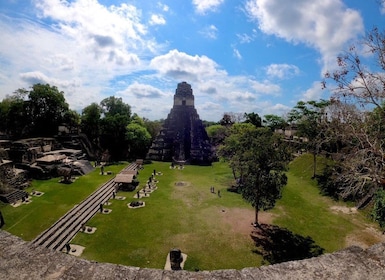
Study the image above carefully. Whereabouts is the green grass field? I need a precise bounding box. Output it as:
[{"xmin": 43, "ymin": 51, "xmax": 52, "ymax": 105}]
[{"xmin": 0, "ymin": 155, "xmax": 383, "ymax": 270}]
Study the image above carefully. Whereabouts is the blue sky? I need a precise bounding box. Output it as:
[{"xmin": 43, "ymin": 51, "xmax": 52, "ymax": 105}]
[{"xmin": 1, "ymin": 0, "xmax": 385, "ymax": 121}]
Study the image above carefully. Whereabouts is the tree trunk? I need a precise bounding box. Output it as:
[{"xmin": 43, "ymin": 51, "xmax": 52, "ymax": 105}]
[
  {"xmin": 231, "ymin": 166, "xmax": 237, "ymax": 180},
  {"xmin": 0, "ymin": 211, "xmax": 4, "ymax": 228},
  {"xmin": 254, "ymin": 207, "xmax": 259, "ymax": 227},
  {"xmin": 312, "ymin": 151, "xmax": 317, "ymax": 179}
]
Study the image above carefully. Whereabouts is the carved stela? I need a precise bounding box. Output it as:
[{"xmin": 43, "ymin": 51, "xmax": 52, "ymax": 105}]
[{"xmin": 147, "ymin": 82, "xmax": 213, "ymax": 165}]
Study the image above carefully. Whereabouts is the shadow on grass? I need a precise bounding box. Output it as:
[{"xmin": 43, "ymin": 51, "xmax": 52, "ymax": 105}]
[{"xmin": 251, "ymin": 224, "xmax": 324, "ymax": 264}]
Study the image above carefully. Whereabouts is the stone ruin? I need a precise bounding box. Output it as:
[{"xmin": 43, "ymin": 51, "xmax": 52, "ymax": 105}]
[
  {"xmin": 0, "ymin": 136, "xmax": 95, "ymax": 203},
  {"xmin": 169, "ymin": 248, "xmax": 183, "ymax": 270},
  {"xmin": 147, "ymin": 82, "xmax": 213, "ymax": 165},
  {"xmin": 1, "ymin": 230, "xmax": 385, "ymax": 279}
]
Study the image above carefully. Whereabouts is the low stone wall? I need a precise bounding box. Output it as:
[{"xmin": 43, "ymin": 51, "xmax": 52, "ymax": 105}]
[{"xmin": 0, "ymin": 230, "xmax": 384, "ymax": 280}]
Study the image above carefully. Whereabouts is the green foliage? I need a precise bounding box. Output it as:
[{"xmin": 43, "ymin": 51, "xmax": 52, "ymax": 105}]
[
  {"xmin": 219, "ymin": 126, "xmax": 290, "ymax": 224},
  {"xmin": 27, "ymin": 84, "xmax": 69, "ymax": 136},
  {"xmin": 100, "ymin": 96, "xmax": 131, "ymax": 119},
  {"xmin": 263, "ymin": 114, "xmax": 287, "ymax": 131},
  {"xmin": 0, "ymin": 92, "xmax": 28, "ymax": 137},
  {"xmin": 142, "ymin": 118, "xmax": 162, "ymax": 140},
  {"xmin": 372, "ymin": 189, "xmax": 385, "ymax": 229},
  {"xmin": 81, "ymin": 103, "xmax": 102, "ymax": 144},
  {"xmin": 315, "ymin": 163, "xmax": 340, "ymax": 200},
  {"xmin": 206, "ymin": 124, "xmax": 228, "ymax": 146},
  {"xmin": 99, "ymin": 96, "xmax": 132, "ymax": 160},
  {"xmin": 288, "ymin": 99, "xmax": 330, "ymax": 140},
  {"xmin": 244, "ymin": 112, "xmax": 262, "ymax": 127},
  {"xmin": 0, "ymin": 84, "xmax": 70, "ymax": 137},
  {"xmin": 126, "ymin": 122, "xmax": 152, "ymax": 158}
]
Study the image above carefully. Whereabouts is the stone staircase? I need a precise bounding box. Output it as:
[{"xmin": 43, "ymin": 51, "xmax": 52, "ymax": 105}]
[
  {"xmin": 31, "ymin": 162, "xmax": 139, "ymax": 251},
  {"xmin": 0, "ymin": 190, "xmax": 28, "ymax": 204}
]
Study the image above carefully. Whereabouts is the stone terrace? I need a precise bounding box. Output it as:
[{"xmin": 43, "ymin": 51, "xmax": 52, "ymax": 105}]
[{"xmin": 1, "ymin": 230, "xmax": 385, "ymax": 280}]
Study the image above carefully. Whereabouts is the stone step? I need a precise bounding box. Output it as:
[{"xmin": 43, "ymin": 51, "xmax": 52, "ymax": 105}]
[{"xmin": 32, "ymin": 162, "xmax": 138, "ymax": 252}]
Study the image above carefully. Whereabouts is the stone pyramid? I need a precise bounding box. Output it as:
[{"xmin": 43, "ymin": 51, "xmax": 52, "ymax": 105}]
[{"xmin": 147, "ymin": 82, "xmax": 213, "ymax": 165}]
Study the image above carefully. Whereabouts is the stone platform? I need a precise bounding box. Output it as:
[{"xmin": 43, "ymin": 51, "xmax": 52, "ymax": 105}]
[{"xmin": 1, "ymin": 230, "xmax": 385, "ymax": 279}]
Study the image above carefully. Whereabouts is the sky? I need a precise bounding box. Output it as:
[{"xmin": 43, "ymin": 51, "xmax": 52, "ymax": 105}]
[{"xmin": 1, "ymin": 0, "xmax": 385, "ymax": 121}]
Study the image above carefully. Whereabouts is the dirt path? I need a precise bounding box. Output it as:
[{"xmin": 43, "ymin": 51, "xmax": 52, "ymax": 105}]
[
  {"xmin": 220, "ymin": 207, "xmax": 275, "ymax": 236},
  {"xmin": 330, "ymin": 206, "xmax": 385, "ymax": 248}
]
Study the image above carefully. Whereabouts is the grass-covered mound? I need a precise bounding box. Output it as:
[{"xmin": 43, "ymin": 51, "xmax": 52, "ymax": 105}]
[{"xmin": 272, "ymin": 154, "xmax": 383, "ymax": 252}]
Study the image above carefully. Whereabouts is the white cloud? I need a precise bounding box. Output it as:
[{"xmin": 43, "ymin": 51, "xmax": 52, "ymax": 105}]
[
  {"xmin": 249, "ymin": 79, "xmax": 281, "ymax": 96},
  {"xmin": 266, "ymin": 64, "xmax": 300, "ymax": 79},
  {"xmin": 149, "ymin": 14, "xmax": 166, "ymax": 25},
  {"xmin": 158, "ymin": 2, "xmax": 169, "ymax": 12},
  {"xmin": 245, "ymin": 0, "xmax": 364, "ymax": 73},
  {"xmin": 301, "ymin": 81, "xmax": 325, "ymax": 101},
  {"xmin": 381, "ymin": 2, "xmax": 385, "ymax": 14},
  {"xmin": 192, "ymin": 0, "xmax": 224, "ymax": 14},
  {"xmin": 118, "ymin": 82, "xmax": 165, "ymax": 99},
  {"xmin": 33, "ymin": 0, "xmax": 153, "ymax": 62},
  {"xmin": 150, "ymin": 49, "xmax": 227, "ymax": 82},
  {"xmin": 0, "ymin": 1, "xmax": 161, "ymax": 111},
  {"xmin": 200, "ymin": 25, "xmax": 218, "ymax": 39},
  {"xmin": 233, "ymin": 48, "xmax": 242, "ymax": 59},
  {"xmin": 236, "ymin": 29, "xmax": 258, "ymax": 44}
]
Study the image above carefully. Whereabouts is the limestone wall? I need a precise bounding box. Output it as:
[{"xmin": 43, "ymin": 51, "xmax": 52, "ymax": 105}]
[{"xmin": 1, "ymin": 230, "xmax": 385, "ymax": 280}]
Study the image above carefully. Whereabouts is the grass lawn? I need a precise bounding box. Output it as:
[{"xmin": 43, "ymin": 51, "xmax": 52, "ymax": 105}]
[
  {"xmin": 71, "ymin": 161, "xmax": 259, "ymax": 271},
  {"xmin": 1, "ymin": 155, "xmax": 383, "ymax": 270},
  {"xmin": 272, "ymin": 154, "xmax": 383, "ymax": 252},
  {"xmin": 0, "ymin": 163, "xmax": 128, "ymax": 241}
]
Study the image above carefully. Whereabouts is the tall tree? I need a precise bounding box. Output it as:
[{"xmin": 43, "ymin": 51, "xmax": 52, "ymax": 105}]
[
  {"xmin": 99, "ymin": 96, "xmax": 131, "ymax": 160},
  {"xmin": 288, "ymin": 100, "xmax": 330, "ymax": 178},
  {"xmin": 206, "ymin": 124, "xmax": 229, "ymax": 146},
  {"xmin": 126, "ymin": 115, "xmax": 152, "ymax": 159},
  {"xmin": 219, "ymin": 126, "xmax": 290, "ymax": 225},
  {"xmin": 142, "ymin": 118, "xmax": 163, "ymax": 140},
  {"xmin": 27, "ymin": 84, "xmax": 69, "ymax": 136},
  {"xmin": 244, "ymin": 112, "xmax": 262, "ymax": 127},
  {"xmin": 263, "ymin": 114, "xmax": 287, "ymax": 131},
  {"xmin": 81, "ymin": 103, "xmax": 102, "ymax": 146},
  {"xmin": 322, "ymin": 27, "xmax": 385, "ymax": 209},
  {"xmin": 324, "ymin": 27, "xmax": 385, "ymax": 113},
  {"xmin": 0, "ymin": 89, "xmax": 29, "ymax": 137}
]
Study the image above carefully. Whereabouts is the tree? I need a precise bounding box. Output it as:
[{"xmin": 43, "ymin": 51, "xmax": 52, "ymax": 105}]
[
  {"xmin": 63, "ymin": 109, "xmax": 80, "ymax": 130},
  {"xmin": 218, "ymin": 123, "xmax": 255, "ymax": 181},
  {"xmin": 288, "ymin": 100, "xmax": 330, "ymax": 178},
  {"xmin": 322, "ymin": 27, "xmax": 385, "ymax": 207},
  {"xmin": 244, "ymin": 112, "xmax": 262, "ymax": 127},
  {"xmin": 263, "ymin": 114, "xmax": 287, "ymax": 131},
  {"xmin": 206, "ymin": 124, "xmax": 229, "ymax": 146},
  {"xmin": 219, "ymin": 126, "xmax": 291, "ymax": 225},
  {"xmin": 372, "ymin": 188, "xmax": 385, "ymax": 229},
  {"xmin": 219, "ymin": 112, "xmax": 244, "ymax": 126},
  {"xmin": 100, "ymin": 96, "xmax": 131, "ymax": 119},
  {"xmin": 81, "ymin": 103, "xmax": 102, "ymax": 146},
  {"xmin": 142, "ymin": 118, "xmax": 162, "ymax": 140},
  {"xmin": 99, "ymin": 96, "xmax": 131, "ymax": 160},
  {"xmin": 27, "ymin": 84, "xmax": 69, "ymax": 136},
  {"xmin": 126, "ymin": 121, "xmax": 152, "ymax": 159},
  {"xmin": 0, "ymin": 89, "xmax": 29, "ymax": 137},
  {"xmin": 324, "ymin": 27, "xmax": 385, "ymax": 113}
]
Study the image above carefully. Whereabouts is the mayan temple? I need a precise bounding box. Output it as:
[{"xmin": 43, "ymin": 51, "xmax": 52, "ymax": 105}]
[{"xmin": 147, "ymin": 82, "xmax": 213, "ymax": 165}]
